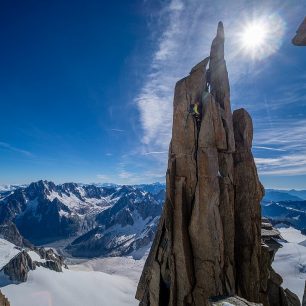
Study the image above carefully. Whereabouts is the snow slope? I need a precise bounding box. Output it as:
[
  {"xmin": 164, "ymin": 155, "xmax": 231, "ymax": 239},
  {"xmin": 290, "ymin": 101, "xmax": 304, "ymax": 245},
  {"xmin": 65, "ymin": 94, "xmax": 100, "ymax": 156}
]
[
  {"xmin": 0, "ymin": 238, "xmax": 20, "ymax": 269},
  {"xmin": 1, "ymin": 266, "xmax": 138, "ymax": 306},
  {"xmin": 69, "ymin": 256, "xmax": 146, "ymax": 284},
  {"xmin": 273, "ymin": 227, "xmax": 306, "ymax": 301}
]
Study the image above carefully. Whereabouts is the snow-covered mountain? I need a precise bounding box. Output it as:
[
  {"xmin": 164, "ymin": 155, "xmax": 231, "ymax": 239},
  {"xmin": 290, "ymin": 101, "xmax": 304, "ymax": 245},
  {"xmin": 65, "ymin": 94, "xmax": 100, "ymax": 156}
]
[
  {"xmin": 263, "ymin": 189, "xmax": 304, "ymax": 202},
  {"xmin": 0, "ymin": 181, "xmax": 115, "ymax": 244},
  {"xmin": 0, "ymin": 184, "xmax": 27, "ymax": 200},
  {"xmin": 2, "ymin": 180, "xmax": 306, "ymax": 260},
  {"xmin": 262, "ymin": 200, "xmax": 306, "ymax": 230},
  {"xmin": 133, "ymin": 182, "xmax": 166, "ymax": 195},
  {"xmin": 66, "ymin": 187, "xmax": 161, "ymax": 258},
  {"xmin": 0, "ymin": 180, "xmax": 164, "ymax": 257},
  {"xmin": 263, "ymin": 189, "xmax": 306, "ymax": 202}
]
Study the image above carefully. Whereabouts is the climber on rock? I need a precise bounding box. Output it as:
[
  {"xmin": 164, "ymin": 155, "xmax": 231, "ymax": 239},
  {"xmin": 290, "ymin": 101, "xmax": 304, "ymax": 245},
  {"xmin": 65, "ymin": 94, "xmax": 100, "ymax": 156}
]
[
  {"xmin": 189, "ymin": 101, "xmax": 202, "ymax": 129},
  {"xmin": 189, "ymin": 101, "xmax": 200, "ymax": 118}
]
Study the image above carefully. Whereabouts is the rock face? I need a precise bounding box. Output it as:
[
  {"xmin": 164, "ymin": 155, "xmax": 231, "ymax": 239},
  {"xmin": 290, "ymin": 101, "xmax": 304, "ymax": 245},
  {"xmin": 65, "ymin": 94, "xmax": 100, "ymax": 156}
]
[
  {"xmin": 136, "ymin": 22, "xmax": 296, "ymax": 306},
  {"xmin": 2, "ymin": 251, "xmax": 35, "ymax": 282},
  {"xmin": 1, "ymin": 246, "xmax": 66, "ymax": 282},
  {"xmin": 0, "ymin": 291, "xmax": 10, "ymax": 306},
  {"xmin": 233, "ymin": 109, "xmax": 263, "ymax": 302},
  {"xmin": 0, "ymin": 221, "xmax": 32, "ymax": 248},
  {"xmin": 293, "ymin": 17, "xmax": 306, "ymax": 46}
]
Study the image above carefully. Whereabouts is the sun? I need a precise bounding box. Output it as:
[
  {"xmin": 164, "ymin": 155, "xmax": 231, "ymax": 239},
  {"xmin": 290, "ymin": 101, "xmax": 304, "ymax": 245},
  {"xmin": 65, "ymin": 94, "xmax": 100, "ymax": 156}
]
[
  {"xmin": 236, "ymin": 15, "xmax": 285, "ymax": 60},
  {"xmin": 241, "ymin": 22, "xmax": 268, "ymax": 50}
]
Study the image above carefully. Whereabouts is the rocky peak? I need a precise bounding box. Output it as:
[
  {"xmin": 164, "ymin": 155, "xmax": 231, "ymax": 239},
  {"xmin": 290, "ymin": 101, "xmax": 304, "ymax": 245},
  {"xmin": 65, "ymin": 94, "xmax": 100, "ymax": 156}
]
[
  {"xmin": 136, "ymin": 22, "xmax": 297, "ymax": 306},
  {"xmin": 292, "ymin": 17, "xmax": 306, "ymax": 46},
  {"xmin": 27, "ymin": 180, "xmax": 56, "ymax": 197},
  {"xmin": 1, "ymin": 245, "xmax": 66, "ymax": 283},
  {"xmin": 2, "ymin": 251, "xmax": 35, "ymax": 282}
]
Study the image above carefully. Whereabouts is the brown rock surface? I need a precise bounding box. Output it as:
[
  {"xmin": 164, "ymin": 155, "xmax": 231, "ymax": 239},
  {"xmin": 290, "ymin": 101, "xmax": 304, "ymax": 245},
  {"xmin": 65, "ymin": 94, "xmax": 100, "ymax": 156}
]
[
  {"xmin": 293, "ymin": 17, "xmax": 306, "ymax": 46},
  {"xmin": 0, "ymin": 291, "xmax": 10, "ymax": 306},
  {"xmin": 233, "ymin": 108, "xmax": 263, "ymax": 302},
  {"xmin": 136, "ymin": 22, "xmax": 295, "ymax": 306}
]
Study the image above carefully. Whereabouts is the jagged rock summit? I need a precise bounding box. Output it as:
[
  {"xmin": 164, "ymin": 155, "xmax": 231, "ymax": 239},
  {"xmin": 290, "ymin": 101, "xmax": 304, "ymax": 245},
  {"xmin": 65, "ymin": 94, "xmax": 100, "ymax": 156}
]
[
  {"xmin": 136, "ymin": 22, "xmax": 298, "ymax": 306},
  {"xmin": 292, "ymin": 17, "xmax": 306, "ymax": 46}
]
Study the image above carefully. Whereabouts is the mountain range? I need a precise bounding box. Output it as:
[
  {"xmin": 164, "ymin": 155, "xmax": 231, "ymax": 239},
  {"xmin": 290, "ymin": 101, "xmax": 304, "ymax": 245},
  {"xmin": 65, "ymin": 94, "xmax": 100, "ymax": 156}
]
[
  {"xmin": 262, "ymin": 189, "xmax": 306, "ymax": 230},
  {"xmin": 0, "ymin": 180, "xmax": 164, "ymax": 258},
  {"xmin": 0, "ymin": 181, "xmax": 306, "ymax": 258},
  {"xmin": 263, "ymin": 189, "xmax": 306, "ymax": 202}
]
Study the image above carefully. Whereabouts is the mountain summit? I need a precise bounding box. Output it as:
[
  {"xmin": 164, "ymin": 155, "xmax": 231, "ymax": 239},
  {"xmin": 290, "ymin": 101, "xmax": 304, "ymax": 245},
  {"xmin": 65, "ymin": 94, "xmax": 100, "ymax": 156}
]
[{"xmin": 136, "ymin": 22, "xmax": 299, "ymax": 306}]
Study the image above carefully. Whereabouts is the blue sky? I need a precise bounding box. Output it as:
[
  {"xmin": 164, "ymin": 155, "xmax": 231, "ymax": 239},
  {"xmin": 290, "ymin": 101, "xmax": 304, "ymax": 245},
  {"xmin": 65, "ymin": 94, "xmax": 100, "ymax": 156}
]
[{"xmin": 0, "ymin": 0, "xmax": 305, "ymax": 189}]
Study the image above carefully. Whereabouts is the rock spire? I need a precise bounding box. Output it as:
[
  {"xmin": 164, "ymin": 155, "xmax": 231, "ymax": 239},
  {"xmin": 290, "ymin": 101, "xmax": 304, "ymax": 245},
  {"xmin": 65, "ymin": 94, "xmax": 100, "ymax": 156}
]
[{"xmin": 136, "ymin": 22, "xmax": 299, "ymax": 306}]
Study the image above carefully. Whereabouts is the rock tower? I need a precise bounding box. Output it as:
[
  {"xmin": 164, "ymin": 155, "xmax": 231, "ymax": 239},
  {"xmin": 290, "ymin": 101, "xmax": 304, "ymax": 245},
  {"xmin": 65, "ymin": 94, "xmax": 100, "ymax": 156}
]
[{"xmin": 136, "ymin": 22, "xmax": 300, "ymax": 306}]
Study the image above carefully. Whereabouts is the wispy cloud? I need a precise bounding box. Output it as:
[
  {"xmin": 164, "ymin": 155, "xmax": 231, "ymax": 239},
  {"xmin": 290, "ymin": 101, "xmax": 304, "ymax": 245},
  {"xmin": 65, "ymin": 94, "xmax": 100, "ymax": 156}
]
[
  {"xmin": 253, "ymin": 146, "xmax": 286, "ymax": 152},
  {"xmin": 254, "ymin": 119, "xmax": 306, "ymax": 151},
  {"xmin": 254, "ymin": 119, "xmax": 306, "ymax": 175},
  {"xmin": 108, "ymin": 129, "xmax": 125, "ymax": 133},
  {"xmin": 133, "ymin": 0, "xmax": 305, "ymax": 181},
  {"xmin": 0, "ymin": 141, "xmax": 33, "ymax": 157},
  {"xmin": 142, "ymin": 151, "xmax": 168, "ymax": 155},
  {"xmin": 136, "ymin": 0, "xmax": 212, "ymax": 152},
  {"xmin": 136, "ymin": 0, "xmax": 297, "ymax": 153},
  {"xmin": 255, "ymin": 155, "xmax": 306, "ymax": 175}
]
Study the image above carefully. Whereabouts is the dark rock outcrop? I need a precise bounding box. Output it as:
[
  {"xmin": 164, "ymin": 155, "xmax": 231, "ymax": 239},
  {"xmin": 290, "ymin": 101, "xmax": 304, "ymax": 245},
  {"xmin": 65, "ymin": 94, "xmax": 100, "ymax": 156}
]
[
  {"xmin": 36, "ymin": 247, "xmax": 67, "ymax": 270},
  {"xmin": 36, "ymin": 260, "xmax": 62, "ymax": 272},
  {"xmin": 293, "ymin": 17, "xmax": 306, "ymax": 46},
  {"xmin": 0, "ymin": 221, "xmax": 32, "ymax": 248},
  {"xmin": 1, "ymin": 247, "xmax": 66, "ymax": 282},
  {"xmin": 2, "ymin": 251, "xmax": 35, "ymax": 282},
  {"xmin": 0, "ymin": 291, "xmax": 10, "ymax": 306},
  {"xmin": 136, "ymin": 22, "xmax": 297, "ymax": 306}
]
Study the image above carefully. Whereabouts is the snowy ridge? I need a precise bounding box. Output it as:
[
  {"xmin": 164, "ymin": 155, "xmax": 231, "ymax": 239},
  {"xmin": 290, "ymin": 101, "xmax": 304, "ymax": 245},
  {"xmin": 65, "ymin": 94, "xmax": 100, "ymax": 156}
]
[
  {"xmin": 0, "ymin": 238, "xmax": 20, "ymax": 269},
  {"xmin": 273, "ymin": 227, "xmax": 306, "ymax": 301}
]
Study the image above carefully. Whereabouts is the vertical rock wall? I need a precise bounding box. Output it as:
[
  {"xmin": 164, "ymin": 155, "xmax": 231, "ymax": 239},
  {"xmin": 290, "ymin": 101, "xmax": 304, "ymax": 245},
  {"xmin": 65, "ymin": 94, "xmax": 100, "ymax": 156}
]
[
  {"xmin": 233, "ymin": 109, "xmax": 263, "ymax": 302},
  {"xmin": 136, "ymin": 22, "xmax": 293, "ymax": 306}
]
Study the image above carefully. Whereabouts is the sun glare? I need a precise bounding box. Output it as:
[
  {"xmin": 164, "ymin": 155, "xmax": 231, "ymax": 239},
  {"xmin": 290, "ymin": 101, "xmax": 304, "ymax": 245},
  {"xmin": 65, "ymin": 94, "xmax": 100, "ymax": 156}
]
[
  {"xmin": 241, "ymin": 22, "xmax": 268, "ymax": 50},
  {"xmin": 237, "ymin": 15, "xmax": 285, "ymax": 60}
]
